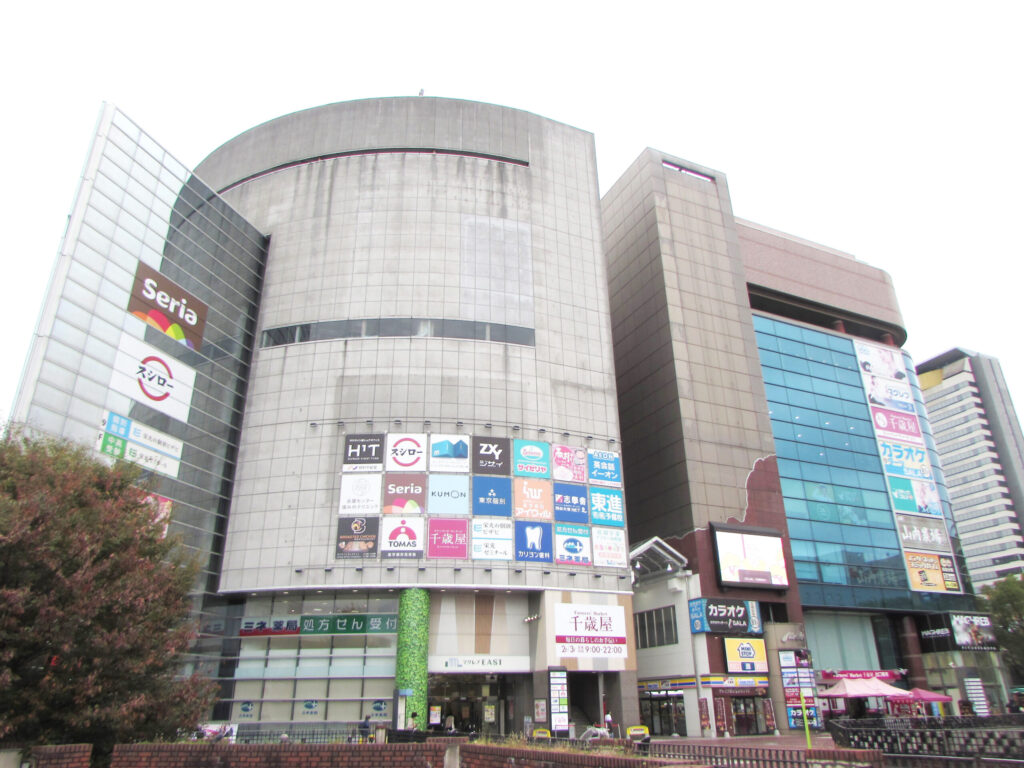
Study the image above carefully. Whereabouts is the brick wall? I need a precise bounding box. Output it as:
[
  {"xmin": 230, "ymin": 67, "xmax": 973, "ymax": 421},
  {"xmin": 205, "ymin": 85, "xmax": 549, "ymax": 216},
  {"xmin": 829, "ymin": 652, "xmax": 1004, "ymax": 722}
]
[
  {"xmin": 110, "ymin": 741, "xmax": 455, "ymax": 768},
  {"xmin": 32, "ymin": 745, "xmax": 93, "ymax": 768},
  {"xmin": 460, "ymin": 743, "xmax": 697, "ymax": 768}
]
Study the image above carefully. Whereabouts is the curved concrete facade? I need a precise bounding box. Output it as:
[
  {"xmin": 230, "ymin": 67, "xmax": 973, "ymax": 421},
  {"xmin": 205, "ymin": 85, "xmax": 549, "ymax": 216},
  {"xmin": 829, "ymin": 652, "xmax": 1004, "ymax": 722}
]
[{"xmin": 202, "ymin": 98, "xmax": 624, "ymax": 593}]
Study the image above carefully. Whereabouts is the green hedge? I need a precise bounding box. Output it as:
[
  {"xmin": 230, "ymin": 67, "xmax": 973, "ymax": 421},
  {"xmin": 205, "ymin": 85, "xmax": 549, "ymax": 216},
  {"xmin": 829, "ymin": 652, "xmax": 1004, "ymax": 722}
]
[{"xmin": 396, "ymin": 588, "xmax": 429, "ymax": 730}]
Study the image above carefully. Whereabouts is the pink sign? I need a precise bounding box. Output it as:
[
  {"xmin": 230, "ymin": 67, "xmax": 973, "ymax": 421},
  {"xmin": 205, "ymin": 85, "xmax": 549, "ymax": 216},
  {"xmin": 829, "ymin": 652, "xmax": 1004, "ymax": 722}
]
[
  {"xmin": 819, "ymin": 669, "xmax": 902, "ymax": 681},
  {"xmin": 870, "ymin": 406, "xmax": 923, "ymax": 445},
  {"xmin": 427, "ymin": 518, "xmax": 469, "ymax": 559},
  {"xmin": 551, "ymin": 444, "xmax": 587, "ymax": 483}
]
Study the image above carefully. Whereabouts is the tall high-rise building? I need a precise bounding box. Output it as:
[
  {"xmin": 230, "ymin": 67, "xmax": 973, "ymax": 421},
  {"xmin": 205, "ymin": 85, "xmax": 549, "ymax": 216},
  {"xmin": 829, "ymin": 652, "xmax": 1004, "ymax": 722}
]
[
  {"xmin": 917, "ymin": 349, "xmax": 1024, "ymax": 590},
  {"xmin": 11, "ymin": 98, "xmax": 1013, "ymax": 736},
  {"xmin": 606, "ymin": 150, "xmax": 1006, "ymax": 734}
]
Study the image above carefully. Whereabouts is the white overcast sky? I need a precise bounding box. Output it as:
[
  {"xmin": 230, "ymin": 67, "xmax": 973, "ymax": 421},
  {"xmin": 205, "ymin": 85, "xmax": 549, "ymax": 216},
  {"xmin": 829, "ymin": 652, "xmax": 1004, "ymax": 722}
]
[{"xmin": 2, "ymin": 1, "xmax": 1023, "ymax": 428}]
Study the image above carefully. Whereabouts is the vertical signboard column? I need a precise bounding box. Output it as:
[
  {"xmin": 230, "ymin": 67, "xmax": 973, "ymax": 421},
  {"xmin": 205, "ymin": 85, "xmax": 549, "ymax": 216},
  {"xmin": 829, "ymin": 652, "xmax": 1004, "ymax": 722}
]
[{"xmin": 549, "ymin": 666, "xmax": 569, "ymax": 736}]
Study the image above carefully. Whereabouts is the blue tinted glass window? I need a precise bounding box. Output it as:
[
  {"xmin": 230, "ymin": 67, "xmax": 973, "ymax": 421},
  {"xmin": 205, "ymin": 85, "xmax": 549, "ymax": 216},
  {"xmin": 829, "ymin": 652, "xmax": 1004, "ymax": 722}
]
[
  {"xmin": 777, "ymin": 459, "xmax": 803, "ymax": 479},
  {"xmin": 785, "ymin": 498, "xmax": 809, "ymax": 518},
  {"xmin": 788, "ymin": 519, "xmax": 813, "ymax": 539},
  {"xmin": 808, "ymin": 502, "xmax": 838, "ymax": 522},
  {"xmin": 821, "ymin": 565, "xmax": 848, "ymax": 584},
  {"xmin": 795, "ymin": 562, "xmax": 820, "ymax": 581},
  {"xmin": 764, "ymin": 384, "xmax": 788, "ymax": 403},
  {"xmin": 785, "ymin": 372, "xmax": 814, "ymax": 392},
  {"xmin": 779, "ymin": 354, "xmax": 811, "ymax": 375},
  {"xmin": 836, "ymin": 368, "xmax": 861, "ymax": 386},
  {"xmin": 791, "ymin": 540, "xmax": 817, "ymax": 559},
  {"xmin": 812, "ymin": 378, "xmax": 841, "ymax": 397},
  {"xmin": 780, "ymin": 478, "xmax": 804, "ymax": 498},
  {"xmin": 776, "ymin": 440, "xmax": 799, "ymax": 459},
  {"xmin": 798, "ymin": 444, "xmax": 825, "ymax": 463},
  {"xmin": 828, "ymin": 335, "xmax": 854, "ymax": 353},
  {"xmin": 801, "ymin": 463, "xmax": 830, "ymax": 483},
  {"xmin": 759, "ymin": 349, "xmax": 782, "ymax": 368},
  {"xmin": 870, "ymin": 529, "xmax": 899, "ymax": 548},
  {"xmin": 812, "ymin": 522, "xmax": 844, "ymax": 542}
]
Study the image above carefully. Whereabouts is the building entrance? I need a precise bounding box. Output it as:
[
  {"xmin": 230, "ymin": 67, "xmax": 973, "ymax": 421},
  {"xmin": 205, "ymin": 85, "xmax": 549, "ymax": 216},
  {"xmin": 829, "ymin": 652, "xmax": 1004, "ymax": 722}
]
[
  {"xmin": 639, "ymin": 692, "xmax": 686, "ymax": 736},
  {"xmin": 427, "ymin": 674, "xmax": 512, "ymax": 736},
  {"xmin": 730, "ymin": 696, "xmax": 769, "ymax": 735}
]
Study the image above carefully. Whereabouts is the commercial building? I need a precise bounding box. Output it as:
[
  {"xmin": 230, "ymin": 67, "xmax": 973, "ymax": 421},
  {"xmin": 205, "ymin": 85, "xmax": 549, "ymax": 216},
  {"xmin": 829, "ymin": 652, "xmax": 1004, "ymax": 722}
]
[
  {"xmin": 12, "ymin": 99, "xmax": 635, "ymax": 736},
  {"xmin": 917, "ymin": 349, "xmax": 1024, "ymax": 590},
  {"xmin": 605, "ymin": 150, "xmax": 1009, "ymax": 733},
  {"xmin": 11, "ymin": 97, "xmax": 1011, "ymax": 736}
]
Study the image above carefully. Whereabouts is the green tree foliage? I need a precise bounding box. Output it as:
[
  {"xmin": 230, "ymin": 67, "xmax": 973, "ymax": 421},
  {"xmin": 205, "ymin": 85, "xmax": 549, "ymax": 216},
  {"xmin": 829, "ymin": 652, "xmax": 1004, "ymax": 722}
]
[
  {"xmin": 981, "ymin": 574, "xmax": 1024, "ymax": 681},
  {"xmin": 0, "ymin": 434, "xmax": 216, "ymax": 751},
  {"xmin": 395, "ymin": 588, "xmax": 429, "ymax": 730}
]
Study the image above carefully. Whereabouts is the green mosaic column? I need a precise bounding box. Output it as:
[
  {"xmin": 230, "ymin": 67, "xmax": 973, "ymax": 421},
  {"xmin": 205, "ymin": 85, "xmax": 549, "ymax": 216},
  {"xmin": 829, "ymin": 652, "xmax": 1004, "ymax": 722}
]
[{"xmin": 396, "ymin": 587, "xmax": 429, "ymax": 730}]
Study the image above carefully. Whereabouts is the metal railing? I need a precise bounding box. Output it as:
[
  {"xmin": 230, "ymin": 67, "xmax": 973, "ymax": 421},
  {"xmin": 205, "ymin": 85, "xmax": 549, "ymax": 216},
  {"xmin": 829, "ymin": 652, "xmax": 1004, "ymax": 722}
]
[
  {"xmin": 827, "ymin": 716, "xmax": 1024, "ymax": 759},
  {"xmin": 646, "ymin": 743, "xmax": 812, "ymax": 768}
]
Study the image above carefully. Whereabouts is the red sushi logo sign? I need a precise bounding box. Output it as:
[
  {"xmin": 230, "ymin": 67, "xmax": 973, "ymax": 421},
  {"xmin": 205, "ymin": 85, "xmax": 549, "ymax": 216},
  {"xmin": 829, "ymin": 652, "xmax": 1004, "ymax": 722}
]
[
  {"xmin": 127, "ymin": 261, "xmax": 208, "ymax": 351},
  {"xmin": 110, "ymin": 332, "xmax": 197, "ymax": 423}
]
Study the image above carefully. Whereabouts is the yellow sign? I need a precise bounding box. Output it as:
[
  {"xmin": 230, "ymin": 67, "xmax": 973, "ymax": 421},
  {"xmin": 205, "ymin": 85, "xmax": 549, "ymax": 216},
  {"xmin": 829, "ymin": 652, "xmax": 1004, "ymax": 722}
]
[
  {"xmin": 724, "ymin": 637, "xmax": 768, "ymax": 673},
  {"xmin": 627, "ymin": 725, "xmax": 649, "ymax": 738},
  {"xmin": 533, "ymin": 728, "xmax": 551, "ymax": 739}
]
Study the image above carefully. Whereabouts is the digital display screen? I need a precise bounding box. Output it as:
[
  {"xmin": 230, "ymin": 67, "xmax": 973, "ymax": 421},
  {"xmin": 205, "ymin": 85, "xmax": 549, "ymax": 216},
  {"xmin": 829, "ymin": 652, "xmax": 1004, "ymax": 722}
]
[{"xmin": 712, "ymin": 526, "xmax": 789, "ymax": 589}]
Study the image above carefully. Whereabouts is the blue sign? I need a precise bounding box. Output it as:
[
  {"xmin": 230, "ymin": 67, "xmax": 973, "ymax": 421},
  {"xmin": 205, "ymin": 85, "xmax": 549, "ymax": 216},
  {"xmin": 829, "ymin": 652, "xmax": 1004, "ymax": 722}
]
[
  {"xmin": 587, "ymin": 449, "xmax": 622, "ymax": 487},
  {"xmin": 472, "ymin": 476, "xmax": 512, "ymax": 516},
  {"xmin": 688, "ymin": 598, "xmax": 762, "ymax": 634},
  {"xmin": 514, "ymin": 520, "xmax": 552, "ymax": 562},
  {"xmin": 589, "ymin": 487, "xmax": 625, "ymax": 527},
  {"xmin": 513, "ymin": 439, "xmax": 551, "ymax": 478},
  {"xmin": 553, "ymin": 482, "xmax": 588, "ymax": 523}
]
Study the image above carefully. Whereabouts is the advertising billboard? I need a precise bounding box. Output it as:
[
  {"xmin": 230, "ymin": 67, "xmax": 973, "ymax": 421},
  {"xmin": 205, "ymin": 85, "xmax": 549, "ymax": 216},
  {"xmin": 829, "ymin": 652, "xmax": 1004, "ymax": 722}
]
[
  {"xmin": 343, "ymin": 434, "xmax": 385, "ymax": 472},
  {"xmin": 470, "ymin": 518, "xmax": 513, "ymax": 560},
  {"xmin": 428, "ymin": 474, "xmax": 469, "ymax": 515},
  {"xmin": 724, "ymin": 637, "xmax": 769, "ymax": 673},
  {"xmin": 127, "ymin": 261, "xmax": 209, "ymax": 351},
  {"xmin": 589, "ymin": 487, "xmax": 625, "ymax": 527},
  {"xmin": 689, "ymin": 598, "xmax": 762, "ymax": 634},
  {"xmin": 386, "ymin": 433, "xmax": 428, "ymax": 472},
  {"xmin": 513, "ymin": 477, "xmax": 553, "ymax": 520},
  {"xmin": 554, "ymin": 603, "xmax": 627, "ymax": 658},
  {"xmin": 587, "ymin": 449, "xmax": 623, "ymax": 487},
  {"xmin": 429, "ymin": 434, "xmax": 470, "ymax": 473},
  {"xmin": 339, "ymin": 473, "xmax": 382, "ymax": 516},
  {"xmin": 472, "ymin": 437, "xmax": 511, "ymax": 475},
  {"xmin": 554, "ymin": 523, "xmax": 592, "ymax": 566},
  {"xmin": 336, "ymin": 516, "xmax": 379, "ymax": 558},
  {"xmin": 472, "ymin": 475, "xmax": 512, "ymax": 516},
  {"xmin": 712, "ymin": 525, "xmax": 789, "ymax": 589},
  {"xmin": 380, "ymin": 517, "xmax": 424, "ymax": 559},
  {"xmin": 551, "ymin": 444, "xmax": 587, "ymax": 483},
  {"xmin": 98, "ymin": 411, "xmax": 183, "ymax": 478},
  {"xmin": 109, "ymin": 332, "xmax": 197, "ymax": 423},
  {"xmin": 591, "ymin": 526, "xmax": 627, "ymax": 567},
  {"xmin": 513, "ymin": 440, "xmax": 551, "ymax": 477},
  {"xmin": 904, "ymin": 551, "xmax": 960, "ymax": 592},
  {"xmin": 514, "ymin": 520, "xmax": 553, "ymax": 563},
  {"xmin": 426, "ymin": 518, "xmax": 469, "ymax": 559},
  {"xmin": 382, "ymin": 473, "xmax": 427, "ymax": 515},
  {"xmin": 553, "ymin": 483, "xmax": 588, "ymax": 523}
]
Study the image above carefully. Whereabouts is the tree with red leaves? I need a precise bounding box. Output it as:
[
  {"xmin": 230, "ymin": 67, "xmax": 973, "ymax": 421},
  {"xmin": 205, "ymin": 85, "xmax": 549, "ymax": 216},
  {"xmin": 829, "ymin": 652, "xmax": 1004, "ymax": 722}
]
[{"xmin": 0, "ymin": 434, "xmax": 216, "ymax": 752}]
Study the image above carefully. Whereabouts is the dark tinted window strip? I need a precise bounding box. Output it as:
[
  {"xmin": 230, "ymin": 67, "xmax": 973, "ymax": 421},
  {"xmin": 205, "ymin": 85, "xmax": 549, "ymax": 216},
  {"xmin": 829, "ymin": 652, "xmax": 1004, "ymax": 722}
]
[
  {"xmin": 261, "ymin": 318, "xmax": 535, "ymax": 348},
  {"xmin": 218, "ymin": 147, "xmax": 530, "ymax": 194}
]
